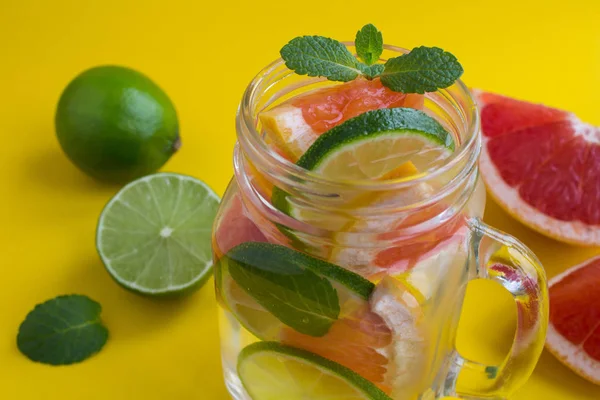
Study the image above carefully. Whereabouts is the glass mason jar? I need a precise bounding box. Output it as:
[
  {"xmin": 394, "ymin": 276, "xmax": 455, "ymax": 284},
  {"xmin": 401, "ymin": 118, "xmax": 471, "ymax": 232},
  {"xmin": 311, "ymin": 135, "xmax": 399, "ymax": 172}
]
[{"xmin": 212, "ymin": 44, "xmax": 549, "ymax": 400}]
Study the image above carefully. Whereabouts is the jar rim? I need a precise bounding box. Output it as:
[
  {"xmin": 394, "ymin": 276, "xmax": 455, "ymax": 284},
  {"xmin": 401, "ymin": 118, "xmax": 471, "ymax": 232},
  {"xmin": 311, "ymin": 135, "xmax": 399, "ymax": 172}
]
[{"xmin": 236, "ymin": 43, "xmax": 481, "ymax": 192}]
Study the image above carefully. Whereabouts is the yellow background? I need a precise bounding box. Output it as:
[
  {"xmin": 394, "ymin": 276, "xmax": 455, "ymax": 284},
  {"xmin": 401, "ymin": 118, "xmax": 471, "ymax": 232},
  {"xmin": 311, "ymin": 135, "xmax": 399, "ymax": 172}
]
[{"xmin": 1, "ymin": 0, "xmax": 599, "ymax": 399}]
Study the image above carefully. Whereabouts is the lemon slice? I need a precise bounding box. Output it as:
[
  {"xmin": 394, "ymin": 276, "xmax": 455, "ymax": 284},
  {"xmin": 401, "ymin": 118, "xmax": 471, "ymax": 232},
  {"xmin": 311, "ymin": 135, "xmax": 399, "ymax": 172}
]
[
  {"xmin": 369, "ymin": 276, "xmax": 429, "ymax": 399},
  {"xmin": 261, "ymin": 104, "xmax": 319, "ymax": 160}
]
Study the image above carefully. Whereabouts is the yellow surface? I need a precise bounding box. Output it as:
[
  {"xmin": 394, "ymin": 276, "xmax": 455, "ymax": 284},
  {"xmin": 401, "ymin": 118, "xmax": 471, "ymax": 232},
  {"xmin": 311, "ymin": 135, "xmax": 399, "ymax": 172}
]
[{"xmin": 1, "ymin": 0, "xmax": 600, "ymax": 399}]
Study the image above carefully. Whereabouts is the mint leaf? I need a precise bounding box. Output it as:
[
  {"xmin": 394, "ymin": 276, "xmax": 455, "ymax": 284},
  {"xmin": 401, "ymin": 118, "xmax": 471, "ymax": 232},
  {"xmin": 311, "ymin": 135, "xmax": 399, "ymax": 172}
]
[
  {"xmin": 17, "ymin": 295, "xmax": 108, "ymax": 365},
  {"xmin": 380, "ymin": 46, "xmax": 463, "ymax": 94},
  {"xmin": 359, "ymin": 63, "xmax": 385, "ymax": 79},
  {"xmin": 225, "ymin": 242, "xmax": 342, "ymax": 337},
  {"xmin": 355, "ymin": 24, "xmax": 383, "ymax": 65},
  {"xmin": 280, "ymin": 36, "xmax": 362, "ymax": 82}
]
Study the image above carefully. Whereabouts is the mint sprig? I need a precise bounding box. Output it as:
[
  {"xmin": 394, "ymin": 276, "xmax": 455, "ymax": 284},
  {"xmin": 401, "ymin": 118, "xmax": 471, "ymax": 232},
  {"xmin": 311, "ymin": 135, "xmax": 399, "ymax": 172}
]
[
  {"xmin": 280, "ymin": 25, "xmax": 463, "ymax": 93},
  {"xmin": 280, "ymin": 36, "xmax": 362, "ymax": 82},
  {"xmin": 355, "ymin": 24, "xmax": 383, "ymax": 65}
]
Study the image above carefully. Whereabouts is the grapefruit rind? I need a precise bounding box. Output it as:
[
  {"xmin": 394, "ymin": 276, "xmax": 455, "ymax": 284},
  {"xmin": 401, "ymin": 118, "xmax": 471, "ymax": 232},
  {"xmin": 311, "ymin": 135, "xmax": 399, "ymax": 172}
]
[
  {"xmin": 475, "ymin": 90, "xmax": 600, "ymax": 246},
  {"xmin": 546, "ymin": 256, "xmax": 600, "ymax": 385}
]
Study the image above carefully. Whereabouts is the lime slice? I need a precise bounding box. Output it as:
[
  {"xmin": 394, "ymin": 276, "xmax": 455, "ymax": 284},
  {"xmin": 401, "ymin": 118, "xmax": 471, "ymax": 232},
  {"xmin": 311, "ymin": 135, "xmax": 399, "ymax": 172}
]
[
  {"xmin": 270, "ymin": 108, "xmax": 451, "ymax": 257},
  {"xmin": 238, "ymin": 342, "xmax": 392, "ymax": 400},
  {"xmin": 272, "ymin": 108, "xmax": 453, "ymax": 229},
  {"xmin": 217, "ymin": 265, "xmax": 282, "ymax": 340},
  {"xmin": 96, "ymin": 173, "xmax": 220, "ymax": 296},
  {"xmin": 297, "ymin": 107, "xmax": 454, "ymax": 180},
  {"xmin": 218, "ymin": 242, "xmax": 373, "ymax": 338}
]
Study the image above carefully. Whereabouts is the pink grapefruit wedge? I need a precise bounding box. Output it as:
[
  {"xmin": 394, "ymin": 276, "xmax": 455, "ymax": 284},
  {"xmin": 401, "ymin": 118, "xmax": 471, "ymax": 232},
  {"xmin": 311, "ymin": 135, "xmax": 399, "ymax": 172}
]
[
  {"xmin": 213, "ymin": 194, "xmax": 268, "ymax": 258},
  {"xmin": 547, "ymin": 256, "xmax": 600, "ymax": 384},
  {"xmin": 281, "ymin": 304, "xmax": 393, "ymax": 393},
  {"xmin": 475, "ymin": 90, "xmax": 600, "ymax": 246},
  {"xmin": 261, "ymin": 78, "xmax": 424, "ymax": 160}
]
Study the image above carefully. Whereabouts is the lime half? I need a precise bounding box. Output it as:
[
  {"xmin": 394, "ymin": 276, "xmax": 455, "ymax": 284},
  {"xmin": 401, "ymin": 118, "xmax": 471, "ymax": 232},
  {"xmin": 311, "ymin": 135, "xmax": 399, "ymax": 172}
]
[
  {"xmin": 238, "ymin": 342, "xmax": 392, "ymax": 400},
  {"xmin": 96, "ymin": 173, "xmax": 220, "ymax": 296}
]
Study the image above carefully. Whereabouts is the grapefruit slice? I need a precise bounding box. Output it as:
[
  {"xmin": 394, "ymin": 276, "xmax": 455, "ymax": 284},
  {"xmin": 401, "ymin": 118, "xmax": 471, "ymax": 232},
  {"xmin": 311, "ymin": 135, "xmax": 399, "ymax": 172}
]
[
  {"xmin": 331, "ymin": 206, "xmax": 468, "ymax": 278},
  {"xmin": 369, "ymin": 276, "xmax": 428, "ymax": 398},
  {"xmin": 281, "ymin": 276, "xmax": 427, "ymax": 396},
  {"xmin": 280, "ymin": 303, "xmax": 393, "ymax": 391},
  {"xmin": 260, "ymin": 78, "xmax": 424, "ymax": 160},
  {"xmin": 213, "ymin": 193, "xmax": 268, "ymax": 258},
  {"xmin": 475, "ymin": 90, "xmax": 600, "ymax": 246},
  {"xmin": 546, "ymin": 256, "xmax": 600, "ymax": 384}
]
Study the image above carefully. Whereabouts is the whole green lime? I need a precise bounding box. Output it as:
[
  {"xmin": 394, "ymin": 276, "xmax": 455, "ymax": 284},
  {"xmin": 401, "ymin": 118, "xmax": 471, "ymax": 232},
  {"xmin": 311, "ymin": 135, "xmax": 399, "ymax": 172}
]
[{"xmin": 55, "ymin": 66, "xmax": 180, "ymax": 183}]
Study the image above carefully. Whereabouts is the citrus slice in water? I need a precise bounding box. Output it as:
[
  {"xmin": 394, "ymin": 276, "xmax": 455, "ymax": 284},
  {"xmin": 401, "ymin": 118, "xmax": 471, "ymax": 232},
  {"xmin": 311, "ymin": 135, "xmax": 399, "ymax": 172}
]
[
  {"xmin": 271, "ymin": 108, "xmax": 454, "ymax": 221},
  {"xmin": 213, "ymin": 192, "xmax": 268, "ymax": 258},
  {"xmin": 218, "ymin": 242, "xmax": 374, "ymax": 337},
  {"xmin": 218, "ymin": 242, "xmax": 393, "ymax": 389},
  {"xmin": 295, "ymin": 107, "xmax": 454, "ymax": 180},
  {"xmin": 331, "ymin": 212, "xmax": 468, "ymax": 278},
  {"xmin": 280, "ymin": 302, "xmax": 393, "ymax": 390},
  {"xmin": 219, "ymin": 242, "xmax": 428, "ymax": 394},
  {"xmin": 368, "ymin": 276, "xmax": 429, "ymax": 398},
  {"xmin": 270, "ymin": 108, "xmax": 454, "ymax": 263},
  {"xmin": 217, "ymin": 260, "xmax": 282, "ymax": 339},
  {"xmin": 260, "ymin": 78, "xmax": 424, "ymax": 160},
  {"xmin": 96, "ymin": 173, "xmax": 219, "ymax": 295},
  {"xmin": 238, "ymin": 342, "xmax": 392, "ymax": 400},
  {"xmin": 475, "ymin": 90, "xmax": 600, "ymax": 246},
  {"xmin": 546, "ymin": 255, "xmax": 600, "ymax": 384}
]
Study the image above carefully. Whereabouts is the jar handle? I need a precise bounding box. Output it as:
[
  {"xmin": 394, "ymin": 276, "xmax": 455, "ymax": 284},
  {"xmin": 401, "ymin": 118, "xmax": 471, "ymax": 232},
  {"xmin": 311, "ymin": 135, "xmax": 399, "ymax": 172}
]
[{"xmin": 447, "ymin": 218, "xmax": 549, "ymax": 399}]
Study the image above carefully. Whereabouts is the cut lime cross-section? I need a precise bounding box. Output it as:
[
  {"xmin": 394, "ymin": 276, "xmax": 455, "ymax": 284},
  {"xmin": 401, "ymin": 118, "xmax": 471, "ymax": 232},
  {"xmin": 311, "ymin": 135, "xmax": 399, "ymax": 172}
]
[
  {"xmin": 96, "ymin": 173, "xmax": 220, "ymax": 296},
  {"xmin": 238, "ymin": 342, "xmax": 392, "ymax": 400}
]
